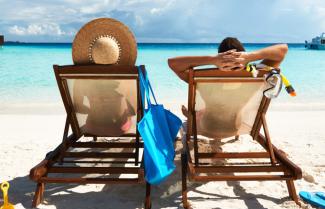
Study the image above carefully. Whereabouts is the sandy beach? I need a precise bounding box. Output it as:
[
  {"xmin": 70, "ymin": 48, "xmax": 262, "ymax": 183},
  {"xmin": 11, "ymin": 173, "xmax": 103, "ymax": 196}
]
[
  {"xmin": 2, "ymin": 1, "xmax": 325, "ymax": 208},
  {"xmin": 0, "ymin": 108, "xmax": 324, "ymax": 209}
]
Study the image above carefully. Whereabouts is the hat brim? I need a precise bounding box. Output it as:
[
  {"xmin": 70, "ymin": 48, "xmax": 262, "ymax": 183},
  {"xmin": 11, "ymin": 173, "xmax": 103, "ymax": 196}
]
[{"xmin": 72, "ymin": 18, "xmax": 137, "ymax": 65}]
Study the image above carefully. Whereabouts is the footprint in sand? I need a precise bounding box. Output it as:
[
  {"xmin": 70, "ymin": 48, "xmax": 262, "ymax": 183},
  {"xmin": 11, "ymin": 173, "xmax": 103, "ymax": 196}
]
[{"xmin": 302, "ymin": 171, "xmax": 315, "ymax": 184}]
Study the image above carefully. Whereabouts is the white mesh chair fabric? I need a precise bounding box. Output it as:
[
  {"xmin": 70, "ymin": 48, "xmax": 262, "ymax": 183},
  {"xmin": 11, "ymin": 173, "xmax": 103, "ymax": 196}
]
[
  {"xmin": 66, "ymin": 79, "xmax": 137, "ymax": 136},
  {"xmin": 195, "ymin": 79, "xmax": 267, "ymax": 138}
]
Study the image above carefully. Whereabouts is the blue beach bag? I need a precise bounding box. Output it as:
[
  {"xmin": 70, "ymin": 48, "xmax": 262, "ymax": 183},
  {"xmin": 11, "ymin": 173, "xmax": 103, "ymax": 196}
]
[{"xmin": 137, "ymin": 67, "xmax": 182, "ymax": 185}]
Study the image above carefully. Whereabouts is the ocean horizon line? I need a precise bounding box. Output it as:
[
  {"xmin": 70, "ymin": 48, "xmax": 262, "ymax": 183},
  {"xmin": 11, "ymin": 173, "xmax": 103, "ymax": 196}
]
[{"xmin": 3, "ymin": 41, "xmax": 305, "ymax": 45}]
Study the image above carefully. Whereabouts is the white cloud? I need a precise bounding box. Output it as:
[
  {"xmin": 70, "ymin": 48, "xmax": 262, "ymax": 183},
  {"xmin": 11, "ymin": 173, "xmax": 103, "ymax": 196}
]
[
  {"xmin": 8, "ymin": 26, "xmax": 25, "ymax": 35},
  {"xmin": 135, "ymin": 15, "xmax": 144, "ymax": 26},
  {"xmin": 150, "ymin": 8, "xmax": 161, "ymax": 15},
  {"xmin": 1, "ymin": 0, "xmax": 325, "ymax": 42},
  {"xmin": 8, "ymin": 23, "xmax": 69, "ymax": 36}
]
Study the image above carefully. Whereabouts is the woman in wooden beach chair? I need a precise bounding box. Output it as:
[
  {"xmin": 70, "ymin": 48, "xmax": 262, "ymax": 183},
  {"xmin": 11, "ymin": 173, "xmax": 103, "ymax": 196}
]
[
  {"xmin": 29, "ymin": 18, "xmax": 152, "ymax": 208},
  {"xmin": 168, "ymin": 38, "xmax": 302, "ymax": 208}
]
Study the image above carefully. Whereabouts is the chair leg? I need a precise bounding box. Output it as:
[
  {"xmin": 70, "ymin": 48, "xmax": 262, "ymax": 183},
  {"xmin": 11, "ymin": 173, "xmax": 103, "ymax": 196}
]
[
  {"xmin": 286, "ymin": 180, "xmax": 300, "ymax": 206},
  {"xmin": 181, "ymin": 153, "xmax": 190, "ymax": 209},
  {"xmin": 144, "ymin": 182, "xmax": 151, "ymax": 209},
  {"xmin": 58, "ymin": 141, "xmax": 67, "ymax": 165},
  {"xmin": 32, "ymin": 182, "xmax": 45, "ymax": 208}
]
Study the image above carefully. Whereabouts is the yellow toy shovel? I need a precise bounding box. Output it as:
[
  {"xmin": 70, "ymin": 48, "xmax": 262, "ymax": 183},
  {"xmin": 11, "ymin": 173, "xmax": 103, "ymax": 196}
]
[{"xmin": 0, "ymin": 182, "xmax": 14, "ymax": 209}]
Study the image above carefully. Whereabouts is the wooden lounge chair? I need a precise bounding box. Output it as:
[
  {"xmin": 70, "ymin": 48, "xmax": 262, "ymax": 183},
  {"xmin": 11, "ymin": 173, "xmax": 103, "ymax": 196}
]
[
  {"xmin": 30, "ymin": 64, "xmax": 151, "ymax": 208},
  {"xmin": 181, "ymin": 67, "xmax": 302, "ymax": 208}
]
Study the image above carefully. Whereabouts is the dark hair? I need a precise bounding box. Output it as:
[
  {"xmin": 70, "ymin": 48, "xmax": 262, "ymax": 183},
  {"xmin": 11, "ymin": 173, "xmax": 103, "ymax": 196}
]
[{"xmin": 218, "ymin": 37, "xmax": 245, "ymax": 53}]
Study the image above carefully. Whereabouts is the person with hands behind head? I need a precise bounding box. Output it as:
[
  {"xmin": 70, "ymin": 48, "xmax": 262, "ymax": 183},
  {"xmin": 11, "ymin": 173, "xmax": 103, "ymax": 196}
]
[
  {"xmin": 168, "ymin": 37, "xmax": 288, "ymax": 121},
  {"xmin": 168, "ymin": 37, "xmax": 288, "ymax": 83}
]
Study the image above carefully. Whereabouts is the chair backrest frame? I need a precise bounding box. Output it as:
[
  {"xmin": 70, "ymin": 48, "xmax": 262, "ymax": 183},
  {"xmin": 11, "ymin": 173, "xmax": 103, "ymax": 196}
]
[
  {"xmin": 54, "ymin": 64, "xmax": 145, "ymax": 138},
  {"xmin": 186, "ymin": 67, "xmax": 274, "ymax": 166},
  {"xmin": 187, "ymin": 67, "xmax": 272, "ymax": 139}
]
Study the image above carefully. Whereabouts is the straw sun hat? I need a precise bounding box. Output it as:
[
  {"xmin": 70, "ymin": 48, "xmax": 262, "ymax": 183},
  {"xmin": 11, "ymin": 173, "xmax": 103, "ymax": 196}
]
[{"xmin": 72, "ymin": 18, "xmax": 137, "ymax": 65}]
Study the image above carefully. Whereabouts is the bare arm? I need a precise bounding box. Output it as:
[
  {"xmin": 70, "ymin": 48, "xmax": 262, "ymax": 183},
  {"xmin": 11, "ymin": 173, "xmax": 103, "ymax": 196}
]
[
  {"xmin": 237, "ymin": 44, "xmax": 288, "ymax": 68},
  {"xmin": 168, "ymin": 55, "xmax": 215, "ymax": 82},
  {"xmin": 168, "ymin": 50, "xmax": 242, "ymax": 82},
  {"xmin": 168, "ymin": 44, "xmax": 288, "ymax": 83}
]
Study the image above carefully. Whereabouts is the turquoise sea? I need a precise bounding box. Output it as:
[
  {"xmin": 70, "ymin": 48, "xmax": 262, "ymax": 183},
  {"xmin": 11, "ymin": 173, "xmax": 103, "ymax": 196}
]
[{"xmin": 0, "ymin": 43, "xmax": 325, "ymax": 112}]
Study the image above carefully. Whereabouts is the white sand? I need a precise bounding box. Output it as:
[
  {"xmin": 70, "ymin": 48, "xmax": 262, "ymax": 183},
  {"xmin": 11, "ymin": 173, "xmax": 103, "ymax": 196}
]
[{"xmin": 0, "ymin": 110, "xmax": 324, "ymax": 209}]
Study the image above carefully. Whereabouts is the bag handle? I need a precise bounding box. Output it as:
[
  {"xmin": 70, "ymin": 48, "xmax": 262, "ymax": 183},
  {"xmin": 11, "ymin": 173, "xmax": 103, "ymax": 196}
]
[
  {"xmin": 138, "ymin": 66, "xmax": 158, "ymax": 109},
  {"xmin": 146, "ymin": 74, "xmax": 158, "ymax": 104},
  {"xmin": 140, "ymin": 66, "xmax": 158, "ymax": 104},
  {"xmin": 138, "ymin": 66, "xmax": 150, "ymax": 110}
]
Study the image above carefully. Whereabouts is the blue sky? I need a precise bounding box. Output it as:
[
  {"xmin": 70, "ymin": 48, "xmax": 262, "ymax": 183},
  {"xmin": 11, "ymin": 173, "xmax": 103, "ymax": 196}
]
[{"xmin": 0, "ymin": 0, "xmax": 325, "ymax": 43}]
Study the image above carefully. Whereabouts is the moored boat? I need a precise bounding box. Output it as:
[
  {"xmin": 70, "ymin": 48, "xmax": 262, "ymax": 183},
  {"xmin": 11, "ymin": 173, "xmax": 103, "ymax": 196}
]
[{"xmin": 305, "ymin": 33, "xmax": 325, "ymax": 50}]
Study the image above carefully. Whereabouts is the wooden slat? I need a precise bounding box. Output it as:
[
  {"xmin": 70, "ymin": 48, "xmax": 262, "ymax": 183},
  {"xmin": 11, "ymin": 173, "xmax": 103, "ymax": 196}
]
[
  {"xmin": 198, "ymin": 152, "xmax": 270, "ymax": 159},
  {"xmin": 184, "ymin": 138, "xmax": 193, "ymax": 164},
  {"xmin": 250, "ymin": 96, "xmax": 268, "ymax": 139},
  {"xmin": 187, "ymin": 68, "xmax": 195, "ymax": 138},
  {"xmin": 192, "ymin": 174, "xmax": 293, "ymax": 182},
  {"xmin": 135, "ymin": 71, "xmax": 142, "ymax": 166},
  {"xmin": 83, "ymin": 133, "xmax": 137, "ymax": 137},
  {"xmin": 60, "ymin": 75, "xmax": 137, "ymax": 79},
  {"xmin": 39, "ymin": 177, "xmax": 142, "ymax": 184},
  {"xmin": 194, "ymin": 79, "xmax": 264, "ymax": 83},
  {"xmin": 252, "ymin": 97, "xmax": 271, "ymax": 140},
  {"xmin": 257, "ymin": 134, "xmax": 302, "ymax": 179},
  {"xmin": 48, "ymin": 166, "xmax": 139, "ymax": 174},
  {"xmin": 194, "ymin": 165, "xmax": 285, "ymax": 173},
  {"xmin": 54, "ymin": 64, "xmax": 138, "ymax": 75},
  {"xmin": 198, "ymin": 161, "xmax": 272, "ymax": 166},
  {"xmin": 30, "ymin": 160, "xmax": 49, "ymax": 181},
  {"xmin": 193, "ymin": 110, "xmax": 199, "ymax": 166},
  {"xmin": 64, "ymin": 152, "xmax": 135, "ymax": 158},
  {"xmin": 261, "ymin": 114, "xmax": 277, "ymax": 164},
  {"xmin": 62, "ymin": 79, "xmax": 82, "ymax": 137},
  {"xmin": 193, "ymin": 68, "xmax": 271, "ymax": 78},
  {"xmin": 71, "ymin": 142, "xmax": 143, "ymax": 148},
  {"xmin": 61, "ymin": 160, "xmax": 137, "ymax": 164}
]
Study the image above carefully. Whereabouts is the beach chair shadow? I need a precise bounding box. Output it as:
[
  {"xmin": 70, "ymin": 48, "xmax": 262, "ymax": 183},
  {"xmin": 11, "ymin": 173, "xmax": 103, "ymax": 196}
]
[
  {"xmin": 6, "ymin": 145, "xmax": 213, "ymax": 209},
  {"xmin": 28, "ymin": 65, "xmax": 152, "ymax": 208},
  {"xmin": 5, "ymin": 137, "xmax": 285, "ymax": 209},
  {"xmin": 7, "ymin": 173, "xmax": 146, "ymax": 209},
  {"xmin": 180, "ymin": 68, "xmax": 302, "ymax": 209},
  {"xmin": 6, "ymin": 154, "xmax": 287, "ymax": 209}
]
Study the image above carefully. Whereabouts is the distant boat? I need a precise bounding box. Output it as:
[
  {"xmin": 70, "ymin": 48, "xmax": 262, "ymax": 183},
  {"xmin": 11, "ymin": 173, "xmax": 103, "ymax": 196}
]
[
  {"xmin": 0, "ymin": 35, "xmax": 3, "ymax": 45},
  {"xmin": 305, "ymin": 33, "xmax": 325, "ymax": 50}
]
